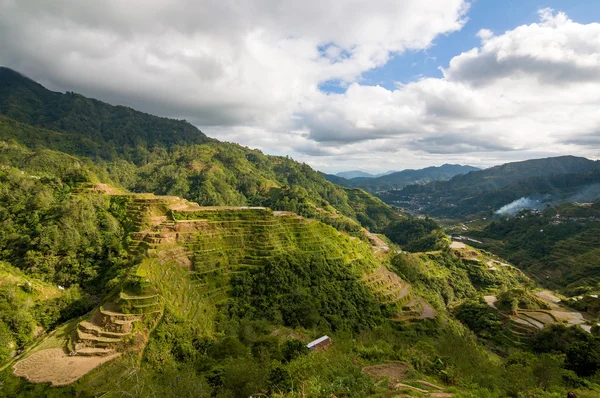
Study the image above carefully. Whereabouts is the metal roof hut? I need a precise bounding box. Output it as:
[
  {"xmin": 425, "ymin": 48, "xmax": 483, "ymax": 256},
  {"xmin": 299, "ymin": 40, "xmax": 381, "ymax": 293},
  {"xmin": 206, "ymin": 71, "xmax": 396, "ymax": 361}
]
[{"xmin": 307, "ymin": 335, "xmax": 331, "ymax": 351}]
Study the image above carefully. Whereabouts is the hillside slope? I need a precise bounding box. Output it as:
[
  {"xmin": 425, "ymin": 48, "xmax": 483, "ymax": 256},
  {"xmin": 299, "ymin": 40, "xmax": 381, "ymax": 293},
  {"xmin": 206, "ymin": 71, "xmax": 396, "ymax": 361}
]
[
  {"xmin": 0, "ymin": 67, "xmax": 398, "ymax": 232},
  {"xmin": 0, "ymin": 67, "xmax": 210, "ymax": 160},
  {"xmin": 2, "ymin": 67, "xmax": 600, "ymax": 397},
  {"xmin": 2, "ymin": 184, "xmax": 431, "ymax": 393},
  {"xmin": 2, "ymin": 170, "xmax": 599, "ymax": 397}
]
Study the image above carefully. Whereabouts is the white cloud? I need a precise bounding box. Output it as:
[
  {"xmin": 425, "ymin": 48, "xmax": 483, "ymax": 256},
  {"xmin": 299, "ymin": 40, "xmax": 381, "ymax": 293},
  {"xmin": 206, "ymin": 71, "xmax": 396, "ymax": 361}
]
[
  {"xmin": 1, "ymin": 3, "xmax": 599, "ymax": 172},
  {"xmin": 0, "ymin": 0, "xmax": 467, "ymax": 125},
  {"xmin": 297, "ymin": 8, "xmax": 600, "ymax": 171}
]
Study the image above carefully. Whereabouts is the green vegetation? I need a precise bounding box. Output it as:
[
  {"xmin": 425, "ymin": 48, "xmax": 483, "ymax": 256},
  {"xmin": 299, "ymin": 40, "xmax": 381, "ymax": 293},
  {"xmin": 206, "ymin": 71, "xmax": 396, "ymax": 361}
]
[
  {"xmin": 471, "ymin": 204, "xmax": 600, "ymax": 292},
  {"xmin": 0, "ymin": 67, "xmax": 398, "ymax": 233},
  {"xmin": 0, "ymin": 262, "xmax": 91, "ymax": 362},
  {"xmin": 495, "ymin": 288, "xmax": 551, "ymax": 313},
  {"xmin": 0, "ymin": 67, "xmax": 210, "ymax": 160},
  {"xmin": 228, "ymin": 252, "xmax": 392, "ymax": 331},
  {"xmin": 383, "ymin": 217, "xmax": 448, "ymax": 252},
  {"xmin": 0, "ymin": 162, "xmax": 129, "ymax": 289},
  {"xmin": 532, "ymin": 325, "xmax": 600, "ymax": 378}
]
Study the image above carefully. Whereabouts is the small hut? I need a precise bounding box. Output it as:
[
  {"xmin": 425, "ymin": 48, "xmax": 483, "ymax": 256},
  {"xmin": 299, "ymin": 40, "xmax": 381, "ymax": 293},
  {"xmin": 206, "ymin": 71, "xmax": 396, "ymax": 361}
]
[{"xmin": 307, "ymin": 335, "xmax": 331, "ymax": 351}]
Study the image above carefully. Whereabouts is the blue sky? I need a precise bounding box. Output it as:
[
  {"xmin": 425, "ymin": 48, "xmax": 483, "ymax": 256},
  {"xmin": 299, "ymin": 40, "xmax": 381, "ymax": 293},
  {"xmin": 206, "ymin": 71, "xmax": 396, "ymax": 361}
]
[{"xmin": 326, "ymin": 1, "xmax": 600, "ymax": 92}]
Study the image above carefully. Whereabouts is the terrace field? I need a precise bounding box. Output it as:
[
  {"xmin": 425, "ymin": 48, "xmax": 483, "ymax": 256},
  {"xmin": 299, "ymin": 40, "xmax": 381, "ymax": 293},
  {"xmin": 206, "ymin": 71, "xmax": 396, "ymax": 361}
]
[{"xmin": 7, "ymin": 187, "xmax": 426, "ymax": 387}]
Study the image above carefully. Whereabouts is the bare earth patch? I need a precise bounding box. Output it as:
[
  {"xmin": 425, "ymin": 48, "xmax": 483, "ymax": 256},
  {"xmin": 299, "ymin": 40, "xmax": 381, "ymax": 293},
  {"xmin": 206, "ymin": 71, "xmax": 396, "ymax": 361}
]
[
  {"xmin": 535, "ymin": 290, "xmax": 562, "ymax": 304},
  {"xmin": 13, "ymin": 348, "xmax": 121, "ymax": 386},
  {"xmin": 449, "ymin": 241, "xmax": 466, "ymax": 249},
  {"xmin": 419, "ymin": 300, "xmax": 437, "ymax": 319},
  {"xmin": 363, "ymin": 362, "xmax": 409, "ymax": 386},
  {"xmin": 93, "ymin": 184, "xmax": 119, "ymax": 195},
  {"xmin": 364, "ymin": 230, "xmax": 390, "ymax": 251},
  {"xmin": 484, "ymin": 295, "xmax": 498, "ymax": 308}
]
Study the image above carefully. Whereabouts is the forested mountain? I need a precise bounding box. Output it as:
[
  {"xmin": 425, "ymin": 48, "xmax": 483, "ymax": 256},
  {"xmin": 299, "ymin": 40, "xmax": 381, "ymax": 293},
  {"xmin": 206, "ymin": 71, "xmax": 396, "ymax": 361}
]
[
  {"xmin": 324, "ymin": 164, "xmax": 479, "ymax": 192},
  {"xmin": 335, "ymin": 170, "xmax": 377, "ymax": 179},
  {"xmin": 2, "ymin": 67, "xmax": 600, "ymax": 398},
  {"xmin": 381, "ymin": 156, "xmax": 600, "ymax": 217},
  {"xmin": 0, "ymin": 68, "xmax": 397, "ymax": 233},
  {"xmin": 0, "ymin": 67, "xmax": 210, "ymax": 161}
]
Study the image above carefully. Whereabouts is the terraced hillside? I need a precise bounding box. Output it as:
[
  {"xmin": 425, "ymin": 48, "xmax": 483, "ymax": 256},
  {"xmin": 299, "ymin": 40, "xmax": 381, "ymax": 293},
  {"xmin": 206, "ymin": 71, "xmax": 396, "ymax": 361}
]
[
  {"xmin": 130, "ymin": 191, "xmax": 436, "ymax": 330},
  {"xmin": 484, "ymin": 290, "xmax": 592, "ymax": 338},
  {"xmin": 8, "ymin": 187, "xmax": 424, "ymax": 386},
  {"xmin": 6, "ymin": 187, "xmax": 600, "ymax": 397}
]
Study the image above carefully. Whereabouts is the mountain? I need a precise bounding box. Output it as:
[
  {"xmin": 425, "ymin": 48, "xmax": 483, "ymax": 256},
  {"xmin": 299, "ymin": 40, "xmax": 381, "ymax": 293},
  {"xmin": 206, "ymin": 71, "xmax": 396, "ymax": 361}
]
[
  {"xmin": 0, "ymin": 67, "xmax": 397, "ymax": 233},
  {"xmin": 2, "ymin": 67, "xmax": 600, "ymax": 397},
  {"xmin": 334, "ymin": 170, "xmax": 398, "ymax": 179},
  {"xmin": 336, "ymin": 170, "xmax": 375, "ymax": 179},
  {"xmin": 0, "ymin": 67, "xmax": 210, "ymax": 162},
  {"xmin": 381, "ymin": 156, "xmax": 600, "ymax": 217},
  {"xmin": 0, "ymin": 159, "xmax": 555, "ymax": 396},
  {"xmin": 320, "ymin": 172, "xmax": 349, "ymax": 185},
  {"xmin": 352, "ymin": 164, "xmax": 480, "ymax": 192},
  {"xmin": 324, "ymin": 164, "xmax": 479, "ymax": 192}
]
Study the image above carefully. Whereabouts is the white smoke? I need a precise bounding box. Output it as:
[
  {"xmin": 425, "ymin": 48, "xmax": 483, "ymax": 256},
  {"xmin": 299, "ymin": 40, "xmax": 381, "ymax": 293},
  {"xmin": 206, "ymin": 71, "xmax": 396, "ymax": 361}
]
[{"xmin": 495, "ymin": 197, "xmax": 537, "ymax": 216}]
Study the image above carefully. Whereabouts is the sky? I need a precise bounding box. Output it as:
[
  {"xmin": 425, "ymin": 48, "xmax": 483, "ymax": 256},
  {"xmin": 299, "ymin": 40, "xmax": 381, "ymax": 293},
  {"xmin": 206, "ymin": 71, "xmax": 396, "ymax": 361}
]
[{"xmin": 1, "ymin": 1, "xmax": 600, "ymax": 173}]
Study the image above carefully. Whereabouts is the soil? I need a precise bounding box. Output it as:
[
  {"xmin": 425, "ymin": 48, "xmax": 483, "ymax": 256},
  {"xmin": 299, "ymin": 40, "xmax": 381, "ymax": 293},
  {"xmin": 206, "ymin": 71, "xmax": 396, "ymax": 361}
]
[
  {"xmin": 449, "ymin": 241, "xmax": 466, "ymax": 249},
  {"xmin": 93, "ymin": 184, "xmax": 119, "ymax": 195},
  {"xmin": 363, "ymin": 362, "xmax": 410, "ymax": 387},
  {"xmin": 13, "ymin": 348, "xmax": 121, "ymax": 386},
  {"xmin": 364, "ymin": 231, "xmax": 389, "ymax": 251},
  {"xmin": 512, "ymin": 315, "xmax": 544, "ymax": 330},
  {"xmin": 535, "ymin": 290, "xmax": 561, "ymax": 304},
  {"xmin": 484, "ymin": 296, "xmax": 498, "ymax": 308},
  {"xmin": 419, "ymin": 300, "xmax": 437, "ymax": 319}
]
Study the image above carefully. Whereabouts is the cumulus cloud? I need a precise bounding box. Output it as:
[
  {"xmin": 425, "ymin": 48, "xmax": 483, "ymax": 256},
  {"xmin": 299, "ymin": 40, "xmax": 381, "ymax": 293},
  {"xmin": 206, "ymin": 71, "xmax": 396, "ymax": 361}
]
[
  {"xmin": 0, "ymin": 0, "xmax": 467, "ymax": 125},
  {"xmin": 0, "ymin": 3, "xmax": 599, "ymax": 172},
  {"xmin": 443, "ymin": 9, "xmax": 600, "ymax": 86},
  {"xmin": 297, "ymin": 8, "xmax": 600, "ymax": 170}
]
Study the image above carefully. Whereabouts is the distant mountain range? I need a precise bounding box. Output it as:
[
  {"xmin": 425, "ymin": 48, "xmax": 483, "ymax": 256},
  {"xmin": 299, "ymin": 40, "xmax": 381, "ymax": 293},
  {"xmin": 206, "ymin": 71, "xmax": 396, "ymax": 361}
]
[
  {"xmin": 324, "ymin": 164, "xmax": 480, "ymax": 192},
  {"xmin": 335, "ymin": 170, "xmax": 396, "ymax": 179},
  {"xmin": 380, "ymin": 156, "xmax": 600, "ymax": 217}
]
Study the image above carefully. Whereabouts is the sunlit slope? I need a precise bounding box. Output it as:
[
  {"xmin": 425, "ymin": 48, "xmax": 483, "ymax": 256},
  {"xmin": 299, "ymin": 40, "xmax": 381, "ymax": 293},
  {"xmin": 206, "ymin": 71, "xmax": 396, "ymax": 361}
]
[{"xmin": 7, "ymin": 188, "xmax": 420, "ymax": 387}]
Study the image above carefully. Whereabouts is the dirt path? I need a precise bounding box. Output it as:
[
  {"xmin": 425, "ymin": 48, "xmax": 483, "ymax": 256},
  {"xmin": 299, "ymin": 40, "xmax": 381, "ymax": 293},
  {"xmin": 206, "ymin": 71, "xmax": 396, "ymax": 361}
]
[
  {"xmin": 13, "ymin": 348, "xmax": 121, "ymax": 386},
  {"xmin": 364, "ymin": 231, "xmax": 389, "ymax": 251}
]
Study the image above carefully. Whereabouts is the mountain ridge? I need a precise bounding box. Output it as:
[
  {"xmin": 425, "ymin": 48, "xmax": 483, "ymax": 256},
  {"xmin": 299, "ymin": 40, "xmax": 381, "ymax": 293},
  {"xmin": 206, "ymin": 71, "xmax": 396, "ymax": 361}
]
[
  {"xmin": 381, "ymin": 156, "xmax": 600, "ymax": 216},
  {"xmin": 0, "ymin": 66, "xmax": 398, "ymax": 232},
  {"xmin": 324, "ymin": 163, "xmax": 480, "ymax": 192}
]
